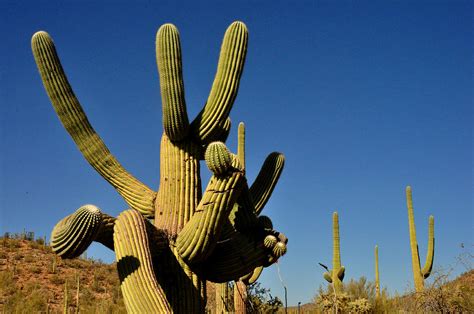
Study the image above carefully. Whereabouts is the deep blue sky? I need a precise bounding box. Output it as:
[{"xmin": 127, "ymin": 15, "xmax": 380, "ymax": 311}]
[{"xmin": 1, "ymin": 0, "xmax": 472, "ymax": 306}]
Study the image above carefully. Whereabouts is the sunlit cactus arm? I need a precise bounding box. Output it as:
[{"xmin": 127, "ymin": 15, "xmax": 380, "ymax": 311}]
[
  {"xmin": 156, "ymin": 24, "xmax": 189, "ymax": 141},
  {"xmin": 323, "ymin": 271, "xmax": 333, "ymax": 283},
  {"xmin": 190, "ymin": 22, "xmax": 248, "ymax": 145},
  {"xmin": 114, "ymin": 209, "xmax": 171, "ymax": 313},
  {"xmin": 249, "ymin": 152, "xmax": 285, "ymax": 214},
  {"xmin": 31, "ymin": 32, "xmax": 156, "ymax": 218},
  {"xmin": 50, "ymin": 205, "xmax": 115, "ymax": 258},
  {"xmin": 240, "ymin": 266, "xmax": 263, "ymax": 285},
  {"xmin": 421, "ymin": 215, "xmax": 435, "ymax": 278},
  {"xmin": 176, "ymin": 142, "xmax": 245, "ymax": 264}
]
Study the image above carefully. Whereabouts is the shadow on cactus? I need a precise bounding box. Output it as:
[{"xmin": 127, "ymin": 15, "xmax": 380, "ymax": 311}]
[{"xmin": 32, "ymin": 21, "xmax": 287, "ymax": 312}]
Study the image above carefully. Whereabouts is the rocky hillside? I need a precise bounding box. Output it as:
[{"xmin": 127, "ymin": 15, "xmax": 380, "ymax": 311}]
[{"xmin": 0, "ymin": 236, "xmax": 125, "ymax": 313}]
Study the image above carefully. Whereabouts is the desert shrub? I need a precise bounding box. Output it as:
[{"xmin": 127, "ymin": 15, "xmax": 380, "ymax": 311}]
[
  {"xmin": 29, "ymin": 265, "xmax": 42, "ymax": 274},
  {"xmin": 24, "ymin": 253, "xmax": 35, "ymax": 263},
  {"xmin": 50, "ymin": 273, "xmax": 65, "ymax": 285},
  {"xmin": 246, "ymin": 282, "xmax": 282, "ymax": 313},
  {"xmin": 0, "ymin": 270, "xmax": 16, "ymax": 296}
]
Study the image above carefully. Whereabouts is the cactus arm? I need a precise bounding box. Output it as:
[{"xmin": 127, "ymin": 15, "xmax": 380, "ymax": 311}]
[
  {"xmin": 323, "ymin": 271, "xmax": 333, "ymax": 283},
  {"xmin": 190, "ymin": 22, "xmax": 248, "ymax": 144},
  {"xmin": 238, "ymin": 122, "xmax": 246, "ymax": 167},
  {"xmin": 337, "ymin": 266, "xmax": 345, "ymax": 281},
  {"xmin": 31, "ymin": 32, "xmax": 156, "ymax": 218},
  {"xmin": 421, "ymin": 215, "xmax": 435, "ymax": 278},
  {"xmin": 114, "ymin": 210, "xmax": 171, "ymax": 313},
  {"xmin": 241, "ymin": 266, "xmax": 263, "ymax": 285},
  {"xmin": 176, "ymin": 143, "xmax": 245, "ymax": 264},
  {"xmin": 156, "ymin": 24, "xmax": 190, "ymax": 141},
  {"xmin": 198, "ymin": 230, "xmax": 287, "ymax": 283},
  {"xmin": 50, "ymin": 205, "xmax": 116, "ymax": 258},
  {"xmin": 249, "ymin": 152, "xmax": 285, "ymax": 214}
]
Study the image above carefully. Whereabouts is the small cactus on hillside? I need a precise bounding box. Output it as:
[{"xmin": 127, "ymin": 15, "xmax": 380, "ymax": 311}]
[
  {"xmin": 322, "ymin": 212, "xmax": 345, "ymax": 293},
  {"xmin": 375, "ymin": 245, "xmax": 380, "ymax": 299},
  {"xmin": 406, "ymin": 186, "xmax": 435, "ymax": 292}
]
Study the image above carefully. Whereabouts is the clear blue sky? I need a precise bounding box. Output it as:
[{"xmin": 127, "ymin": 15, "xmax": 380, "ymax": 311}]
[{"xmin": 1, "ymin": 0, "xmax": 472, "ymax": 306}]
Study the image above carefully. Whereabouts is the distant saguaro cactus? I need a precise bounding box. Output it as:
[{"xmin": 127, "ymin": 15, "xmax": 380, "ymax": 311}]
[
  {"xmin": 322, "ymin": 212, "xmax": 345, "ymax": 293},
  {"xmin": 32, "ymin": 21, "xmax": 287, "ymax": 312},
  {"xmin": 375, "ymin": 245, "xmax": 380, "ymax": 299},
  {"xmin": 406, "ymin": 186, "xmax": 435, "ymax": 292}
]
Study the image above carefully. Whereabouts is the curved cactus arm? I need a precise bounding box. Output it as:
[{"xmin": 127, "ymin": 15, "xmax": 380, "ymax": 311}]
[
  {"xmin": 190, "ymin": 21, "xmax": 248, "ymax": 145},
  {"xmin": 50, "ymin": 205, "xmax": 116, "ymax": 258},
  {"xmin": 31, "ymin": 32, "xmax": 156, "ymax": 218},
  {"xmin": 323, "ymin": 271, "xmax": 333, "ymax": 283},
  {"xmin": 249, "ymin": 152, "xmax": 285, "ymax": 214},
  {"xmin": 199, "ymin": 229, "xmax": 287, "ymax": 283},
  {"xmin": 114, "ymin": 209, "xmax": 171, "ymax": 313},
  {"xmin": 176, "ymin": 142, "xmax": 245, "ymax": 264},
  {"xmin": 422, "ymin": 215, "xmax": 435, "ymax": 278},
  {"xmin": 241, "ymin": 266, "xmax": 263, "ymax": 285},
  {"xmin": 156, "ymin": 24, "xmax": 190, "ymax": 141},
  {"xmin": 337, "ymin": 266, "xmax": 345, "ymax": 281}
]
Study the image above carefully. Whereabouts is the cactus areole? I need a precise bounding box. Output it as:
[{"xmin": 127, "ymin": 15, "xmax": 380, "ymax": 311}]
[{"xmin": 32, "ymin": 21, "xmax": 287, "ymax": 313}]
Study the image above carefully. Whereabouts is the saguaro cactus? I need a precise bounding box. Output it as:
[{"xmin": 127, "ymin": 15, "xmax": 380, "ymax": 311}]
[
  {"xmin": 406, "ymin": 186, "xmax": 435, "ymax": 292},
  {"xmin": 322, "ymin": 212, "xmax": 345, "ymax": 293},
  {"xmin": 32, "ymin": 21, "xmax": 288, "ymax": 312},
  {"xmin": 374, "ymin": 245, "xmax": 380, "ymax": 299}
]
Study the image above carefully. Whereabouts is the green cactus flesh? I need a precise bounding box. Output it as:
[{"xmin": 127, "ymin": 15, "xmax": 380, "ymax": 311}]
[
  {"xmin": 32, "ymin": 21, "xmax": 287, "ymax": 312},
  {"xmin": 406, "ymin": 186, "xmax": 435, "ymax": 292}
]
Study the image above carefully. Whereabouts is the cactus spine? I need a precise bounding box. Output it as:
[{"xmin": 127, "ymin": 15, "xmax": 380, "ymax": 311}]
[
  {"xmin": 323, "ymin": 212, "xmax": 345, "ymax": 293},
  {"xmin": 406, "ymin": 186, "xmax": 435, "ymax": 292},
  {"xmin": 375, "ymin": 245, "xmax": 380, "ymax": 299},
  {"xmin": 32, "ymin": 21, "xmax": 287, "ymax": 312}
]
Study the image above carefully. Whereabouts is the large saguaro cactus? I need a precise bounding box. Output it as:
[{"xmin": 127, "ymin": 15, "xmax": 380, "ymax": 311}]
[
  {"xmin": 405, "ymin": 186, "xmax": 435, "ymax": 292},
  {"xmin": 32, "ymin": 21, "xmax": 288, "ymax": 312},
  {"xmin": 322, "ymin": 212, "xmax": 345, "ymax": 294}
]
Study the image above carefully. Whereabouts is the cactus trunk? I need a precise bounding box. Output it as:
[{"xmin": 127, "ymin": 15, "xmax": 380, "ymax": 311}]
[
  {"xmin": 215, "ymin": 283, "xmax": 230, "ymax": 313},
  {"xmin": 234, "ymin": 281, "xmax": 247, "ymax": 314},
  {"xmin": 332, "ymin": 212, "xmax": 343, "ymax": 293}
]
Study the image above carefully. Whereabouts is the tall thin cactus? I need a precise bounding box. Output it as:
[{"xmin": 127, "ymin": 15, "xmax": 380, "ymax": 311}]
[
  {"xmin": 406, "ymin": 186, "xmax": 435, "ymax": 292},
  {"xmin": 32, "ymin": 21, "xmax": 288, "ymax": 312},
  {"xmin": 63, "ymin": 281, "xmax": 68, "ymax": 314},
  {"xmin": 375, "ymin": 245, "xmax": 380, "ymax": 299},
  {"xmin": 322, "ymin": 212, "xmax": 345, "ymax": 294}
]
